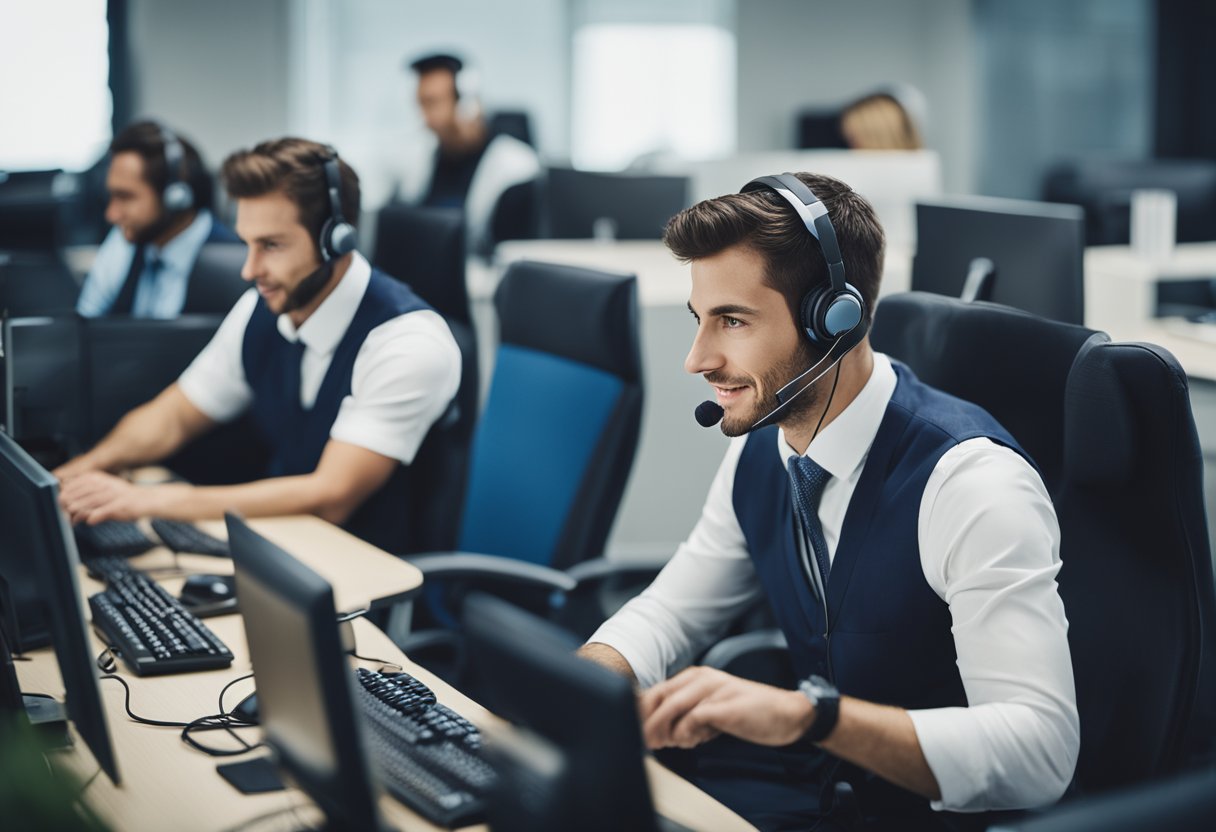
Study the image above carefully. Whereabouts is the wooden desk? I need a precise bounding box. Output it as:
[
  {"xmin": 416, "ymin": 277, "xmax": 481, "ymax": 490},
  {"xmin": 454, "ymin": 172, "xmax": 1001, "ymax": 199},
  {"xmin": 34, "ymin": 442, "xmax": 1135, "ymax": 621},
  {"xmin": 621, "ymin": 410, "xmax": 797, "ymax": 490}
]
[{"xmin": 16, "ymin": 517, "xmax": 753, "ymax": 831}]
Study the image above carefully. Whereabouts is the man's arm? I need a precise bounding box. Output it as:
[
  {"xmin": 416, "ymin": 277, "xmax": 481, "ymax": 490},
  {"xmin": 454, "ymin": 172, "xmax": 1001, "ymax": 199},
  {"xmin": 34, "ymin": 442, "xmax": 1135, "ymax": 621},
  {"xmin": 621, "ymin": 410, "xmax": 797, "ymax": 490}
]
[
  {"xmin": 577, "ymin": 642, "xmax": 638, "ymax": 685},
  {"xmin": 54, "ymin": 384, "xmax": 215, "ymax": 480},
  {"xmin": 59, "ymin": 438, "xmax": 397, "ymax": 526},
  {"xmin": 639, "ymin": 668, "xmax": 940, "ymax": 799}
]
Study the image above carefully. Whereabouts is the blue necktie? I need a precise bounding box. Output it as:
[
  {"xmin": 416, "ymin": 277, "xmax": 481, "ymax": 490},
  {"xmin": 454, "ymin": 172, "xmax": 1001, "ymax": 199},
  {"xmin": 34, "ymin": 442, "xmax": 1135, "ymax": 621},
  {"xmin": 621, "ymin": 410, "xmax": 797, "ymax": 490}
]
[{"xmin": 788, "ymin": 455, "xmax": 833, "ymax": 590}]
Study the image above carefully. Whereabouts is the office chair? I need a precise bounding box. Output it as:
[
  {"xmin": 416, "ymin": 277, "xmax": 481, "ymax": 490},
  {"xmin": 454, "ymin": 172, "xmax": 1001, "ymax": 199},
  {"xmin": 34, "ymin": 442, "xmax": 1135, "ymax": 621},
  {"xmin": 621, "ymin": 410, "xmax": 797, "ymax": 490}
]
[
  {"xmin": 705, "ymin": 292, "xmax": 1216, "ymax": 798},
  {"xmin": 387, "ymin": 260, "xmax": 643, "ymax": 676},
  {"xmin": 372, "ymin": 203, "xmax": 471, "ymax": 325},
  {"xmin": 486, "ymin": 110, "xmax": 535, "ymax": 149},
  {"xmin": 874, "ymin": 293, "xmax": 1216, "ymax": 793},
  {"xmin": 369, "ymin": 205, "xmax": 480, "ymax": 552},
  {"xmin": 1043, "ymin": 158, "xmax": 1216, "ymax": 246},
  {"xmin": 180, "ymin": 242, "xmax": 248, "ymax": 314}
]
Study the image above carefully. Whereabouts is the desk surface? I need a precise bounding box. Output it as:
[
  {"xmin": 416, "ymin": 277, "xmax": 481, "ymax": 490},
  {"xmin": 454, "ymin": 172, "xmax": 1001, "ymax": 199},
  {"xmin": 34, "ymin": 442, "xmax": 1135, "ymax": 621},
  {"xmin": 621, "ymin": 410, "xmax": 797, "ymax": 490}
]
[{"xmin": 16, "ymin": 517, "xmax": 753, "ymax": 832}]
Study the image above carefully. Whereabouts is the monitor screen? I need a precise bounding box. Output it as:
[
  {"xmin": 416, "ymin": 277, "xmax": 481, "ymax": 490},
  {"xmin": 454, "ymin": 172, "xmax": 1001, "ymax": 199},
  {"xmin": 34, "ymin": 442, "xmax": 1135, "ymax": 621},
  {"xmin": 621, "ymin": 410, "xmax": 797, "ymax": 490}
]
[
  {"xmin": 545, "ymin": 168, "xmax": 689, "ymax": 240},
  {"xmin": 0, "ymin": 430, "xmax": 120, "ymax": 783},
  {"xmin": 3, "ymin": 316, "xmax": 82, "ymax": 463},
  {"xmin": 462, "ymin": 592, "xmax": 658, "ymax": 832},
  {"xmin": 912, "ymin": 195, "xmax": 1086, "ymax": 325},
  {"xmin": 227, "ymin": 513, "xmax": 382, "ymax": 831}
]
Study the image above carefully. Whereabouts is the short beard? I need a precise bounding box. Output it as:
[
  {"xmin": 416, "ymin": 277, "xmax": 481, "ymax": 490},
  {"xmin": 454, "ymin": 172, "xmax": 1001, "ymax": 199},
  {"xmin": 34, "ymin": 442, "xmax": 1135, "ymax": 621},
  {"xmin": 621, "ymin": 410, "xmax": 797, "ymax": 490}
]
[
  {"xmin": 281, "ymin": 259, "xmax": 336, "ymax": 314},
  {"xmin": 130, "ymin": 208, "xmax": 179, "ymax": 246},
  {"xmin": 718, "ymin": 340, "xmax": 824, "ymax": 437}
]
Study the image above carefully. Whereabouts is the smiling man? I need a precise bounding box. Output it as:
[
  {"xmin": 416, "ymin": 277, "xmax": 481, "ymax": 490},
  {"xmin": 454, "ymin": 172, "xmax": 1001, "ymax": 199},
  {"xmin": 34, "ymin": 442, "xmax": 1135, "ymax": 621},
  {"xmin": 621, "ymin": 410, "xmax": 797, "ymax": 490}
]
[
  {"xmin": 579, "ymin": 173, "xmax": 1078, "ymax": 830},
  {"xmin": 56, "ymin": 138, "xmax": 461, "ymax": 552}
]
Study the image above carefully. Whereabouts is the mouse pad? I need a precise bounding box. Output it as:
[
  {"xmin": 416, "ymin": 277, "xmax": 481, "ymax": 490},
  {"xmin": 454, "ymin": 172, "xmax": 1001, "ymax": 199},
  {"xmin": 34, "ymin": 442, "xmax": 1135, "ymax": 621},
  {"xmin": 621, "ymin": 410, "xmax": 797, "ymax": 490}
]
[{"xmin": 217, "ymin": 757, "xmax": 285, "ymax": 794}]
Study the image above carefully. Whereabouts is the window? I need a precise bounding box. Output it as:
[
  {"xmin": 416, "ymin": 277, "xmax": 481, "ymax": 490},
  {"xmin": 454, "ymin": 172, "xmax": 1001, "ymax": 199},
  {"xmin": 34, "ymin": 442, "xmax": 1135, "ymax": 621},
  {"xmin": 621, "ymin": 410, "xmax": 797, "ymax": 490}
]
[
  {"xmin": 571, "ymin": 23, "xmax": 736, "ymax": 171},
  {"xmin": 0, "ymin": 1, "xmax": 112, "ymax": 171}
]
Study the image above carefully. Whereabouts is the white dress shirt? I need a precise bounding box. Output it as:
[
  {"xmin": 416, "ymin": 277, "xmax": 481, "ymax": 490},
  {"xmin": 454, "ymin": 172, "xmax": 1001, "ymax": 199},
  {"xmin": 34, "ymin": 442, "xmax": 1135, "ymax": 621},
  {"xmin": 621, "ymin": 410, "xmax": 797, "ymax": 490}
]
[
  {"xmin": 589, "ymin": 353, "xmax": 1079, "ymax": 813},
  {"xmin": 177, "ymin": 252, "xmax": 461, "ymax": 465},
  {"xmin": 77, "ymin": 210, "xmax": 217, "ymax": 319}
]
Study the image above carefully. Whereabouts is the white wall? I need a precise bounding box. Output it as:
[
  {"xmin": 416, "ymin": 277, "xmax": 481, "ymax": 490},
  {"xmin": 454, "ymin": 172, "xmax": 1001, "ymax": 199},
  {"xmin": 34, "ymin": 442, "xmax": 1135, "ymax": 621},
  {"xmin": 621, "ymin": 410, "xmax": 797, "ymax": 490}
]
[
  {"xmin": 127, "ymin": 0, "xmax": 292, "ymax": 171},
  {"xmin": 735, "ymin": 0, "xmax": 977, "ymax": 194}
]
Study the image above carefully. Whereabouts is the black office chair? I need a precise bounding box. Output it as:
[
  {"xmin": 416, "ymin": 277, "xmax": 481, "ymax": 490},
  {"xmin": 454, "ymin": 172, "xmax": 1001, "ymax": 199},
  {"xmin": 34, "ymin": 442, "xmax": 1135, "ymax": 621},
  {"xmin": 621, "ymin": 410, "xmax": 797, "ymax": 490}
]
[
  {"xmin": 487, "ymin": 110, "xmax": 535, "ymax": 149},
  {"xmin": 180, "ymin": 242, "xmax": 248, "ymax": 315},
  {"xmin": 372, "ymin": 203, "xmax": 470, "ymax": 325},
  {"xmin": 1043, "ymin": 158, "xmax": 1216, "ymax": 246},
  {"xmin": 387, "ymin": 261, "xmax": 643, "ymax": 678},
  {"xmin": 871, "ymin": 292, "xmax": 1216, "ymax": 795}
]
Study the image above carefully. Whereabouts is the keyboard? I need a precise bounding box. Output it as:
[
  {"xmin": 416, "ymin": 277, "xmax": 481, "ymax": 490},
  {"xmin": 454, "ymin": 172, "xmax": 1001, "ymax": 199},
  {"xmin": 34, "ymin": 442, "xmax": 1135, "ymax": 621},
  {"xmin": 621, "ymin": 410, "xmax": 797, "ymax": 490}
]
[
  {"xmin": 354, "ymin": 667, "xmax": 494, "ymax": 828},
  {"xmin": 87, "ymin": 565, "xmax": 234, "ymax": 676},
  {"xmin": 151, "ymin": 518, "xmax": 231, "ymax": 558},
  {"xmin": 74, "ymin": 521, "xmax": 158, "ymax": 559}
]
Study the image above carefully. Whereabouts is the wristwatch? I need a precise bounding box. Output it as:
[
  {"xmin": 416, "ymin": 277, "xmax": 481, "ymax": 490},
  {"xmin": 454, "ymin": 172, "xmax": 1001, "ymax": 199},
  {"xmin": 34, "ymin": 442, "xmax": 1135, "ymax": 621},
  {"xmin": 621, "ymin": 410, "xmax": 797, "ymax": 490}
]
[{"xmin": 798, "ymin": 675, "xmax": 840, "ymax": 742}]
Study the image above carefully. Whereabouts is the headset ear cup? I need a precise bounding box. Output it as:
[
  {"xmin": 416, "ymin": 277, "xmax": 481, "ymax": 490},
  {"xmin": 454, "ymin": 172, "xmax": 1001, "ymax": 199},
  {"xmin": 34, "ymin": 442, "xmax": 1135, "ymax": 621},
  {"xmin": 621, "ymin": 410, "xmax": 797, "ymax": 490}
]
[
  {"xmin": 162, "ymin": 181, "xmax": 194, "ymax": 213},
  {"xmin": 329, "ymin": 222, "xmax": 358, "ymax": 257}
]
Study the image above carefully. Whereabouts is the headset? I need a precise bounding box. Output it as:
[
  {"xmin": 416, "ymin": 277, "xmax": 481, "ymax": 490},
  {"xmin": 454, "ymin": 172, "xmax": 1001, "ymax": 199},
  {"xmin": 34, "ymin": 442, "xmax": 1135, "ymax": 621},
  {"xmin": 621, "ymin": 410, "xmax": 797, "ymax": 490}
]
[
  {"xmin": 155, "ymin": 122, "xmax": 195, "ymax": 213},
  {"xmin": 317, "ymin": 147, "xmax": 358, "ymax": 261},
  {"xmin": 740, "ymin": 173, "xmax": 867, "ymax": 349}
]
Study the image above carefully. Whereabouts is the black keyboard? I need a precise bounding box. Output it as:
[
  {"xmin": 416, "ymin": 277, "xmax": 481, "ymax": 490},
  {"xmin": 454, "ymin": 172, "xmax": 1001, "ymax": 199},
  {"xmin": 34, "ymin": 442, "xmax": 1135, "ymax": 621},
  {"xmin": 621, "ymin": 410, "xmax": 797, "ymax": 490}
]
[
  {"xmin": 88, "ymin": 567, "xmax": 234, "ymax": 676},
  {"xmin": 354, "ymin": 667, "xmax": 493, "ymax": 828},
  {"xmin": 151, "ymin": 518, "xmax": 230, "ymax": 558},
  {"xmin": 85, "ymin": 555, "xmax": 141, "ymax": 584},
  {"xmin": 74, "ymin": 521, "xmax": 158, "ymax": 559}
]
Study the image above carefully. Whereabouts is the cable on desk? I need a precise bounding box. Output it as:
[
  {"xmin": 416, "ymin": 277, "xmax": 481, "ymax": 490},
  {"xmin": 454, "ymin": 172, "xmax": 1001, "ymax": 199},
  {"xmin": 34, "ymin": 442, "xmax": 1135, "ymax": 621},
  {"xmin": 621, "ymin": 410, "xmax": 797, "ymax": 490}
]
[
  {"xmin": 99, "ymin": 673, "xmax": 195, "ymax": 728},
  {"xmin": 348, "ymin": 650, "xmax": 402, "ymax": 673}
]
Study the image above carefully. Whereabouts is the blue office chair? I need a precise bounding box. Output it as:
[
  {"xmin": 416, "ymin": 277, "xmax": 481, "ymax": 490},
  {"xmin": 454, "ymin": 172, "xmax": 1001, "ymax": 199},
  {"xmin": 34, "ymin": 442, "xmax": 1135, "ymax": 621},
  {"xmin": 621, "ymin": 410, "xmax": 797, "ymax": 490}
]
[{"xmin": 389, "ymin": 260, "xmax": 643, "ymax": 675}]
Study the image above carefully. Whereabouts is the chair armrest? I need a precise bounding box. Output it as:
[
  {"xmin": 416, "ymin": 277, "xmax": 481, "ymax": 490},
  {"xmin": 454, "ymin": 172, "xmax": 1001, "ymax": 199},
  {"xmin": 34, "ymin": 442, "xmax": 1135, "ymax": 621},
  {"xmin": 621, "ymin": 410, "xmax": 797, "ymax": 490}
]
[
  {"xmin": 565, "ymin": 555, "xmax": 668, "ymax": 585},
  {"xmin": 407, "ymin": 552, "xmax": 577, "ymax": 594},
  {"xmin": 701, "ymin": 628, "xmax": 789, "ymax": 671}
]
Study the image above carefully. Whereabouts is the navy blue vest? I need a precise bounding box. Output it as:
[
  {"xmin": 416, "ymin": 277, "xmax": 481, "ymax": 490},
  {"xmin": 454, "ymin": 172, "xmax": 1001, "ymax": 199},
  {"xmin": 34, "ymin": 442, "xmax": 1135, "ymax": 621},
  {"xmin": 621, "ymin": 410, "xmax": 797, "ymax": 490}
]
[
  {"xmin": 734, "ymin": 361, "xmax": 1032, "ymax": 823},
  {"xmin": 241, "ymin": 268, "xmax": 431, "ymax": 552}
]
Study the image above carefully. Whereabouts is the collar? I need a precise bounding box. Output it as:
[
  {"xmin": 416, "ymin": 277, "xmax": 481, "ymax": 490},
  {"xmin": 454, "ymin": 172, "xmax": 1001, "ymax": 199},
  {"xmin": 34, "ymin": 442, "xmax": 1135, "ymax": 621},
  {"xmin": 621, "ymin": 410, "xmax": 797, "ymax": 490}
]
[
  {"xmin": 146, "ymin": 209, "xmax": 213, "ymax": 271},
  {"xmin": 777, "ymin": 352, "xmax": 897, "ymax": 481},
  {"xmin": 275, "ymin": 252, "xmax": 371, "ymax": 355}
]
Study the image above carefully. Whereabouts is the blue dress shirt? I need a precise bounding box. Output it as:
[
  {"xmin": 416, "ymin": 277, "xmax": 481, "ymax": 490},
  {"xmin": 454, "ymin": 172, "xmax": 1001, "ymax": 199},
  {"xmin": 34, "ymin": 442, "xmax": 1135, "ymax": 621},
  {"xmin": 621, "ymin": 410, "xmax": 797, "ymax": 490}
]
[{"xmin": 77, "ymin": 210, "xmax": 218, "ymax": 319}]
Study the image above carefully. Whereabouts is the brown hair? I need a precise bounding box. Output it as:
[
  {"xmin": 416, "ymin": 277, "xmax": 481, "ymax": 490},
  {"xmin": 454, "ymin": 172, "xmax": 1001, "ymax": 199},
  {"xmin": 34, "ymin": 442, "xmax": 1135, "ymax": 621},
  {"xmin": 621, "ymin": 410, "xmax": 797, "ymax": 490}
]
[
  {"xmin": 840, "ymin": 93, "xmax": 923, "ymax": 151},
  {"xmin": 663, "ymin": 172, "xmax": 885, "ymax": 326},
  {"xmin": 220, "ymin": 138, "xmax": 360, "ymax": 247},
  {"xmin": 110, "ymin": 120, "xmax": 213, "ymax": 211}
]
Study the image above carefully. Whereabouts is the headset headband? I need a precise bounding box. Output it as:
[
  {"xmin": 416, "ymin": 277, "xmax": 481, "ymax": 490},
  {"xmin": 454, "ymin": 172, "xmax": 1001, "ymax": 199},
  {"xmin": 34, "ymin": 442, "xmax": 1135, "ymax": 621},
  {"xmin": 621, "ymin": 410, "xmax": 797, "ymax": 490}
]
[{"xmin": 741, "ymin": 173, "xmax": 847, "ymax": 295}]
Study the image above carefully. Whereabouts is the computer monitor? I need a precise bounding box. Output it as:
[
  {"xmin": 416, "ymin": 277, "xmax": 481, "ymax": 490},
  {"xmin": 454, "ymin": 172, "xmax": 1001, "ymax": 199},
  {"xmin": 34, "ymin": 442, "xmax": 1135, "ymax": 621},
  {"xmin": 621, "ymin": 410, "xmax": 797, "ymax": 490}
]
[
  {"xmin": 3, "ymin": 316, "xmax": 82, "ymax": 464},
  {"xmin": 0, "ymin": 431, "xmax": 120, "ymax": 784},
  {"xmin": 912, "ymin": 195, "xmax": 1086, "ymax": 325},
  {"xmin": 226, "ymin": 513, "xmax": 383, "ymax": 831},
  {"xmin": 544, "ymin": 168, "xmax": 689, "ymax": 240},
  {"xmin": 990, "ymin": 767, "xmax": 1216, "ymax": 832},
  {"xmin": 462, "ymin": 592, "xmax": 659, "ymax": 832},
  {"xmin": 80, "ymin": 314, "xmax": 222, "ymax": 444},
  {"xmin": 0, "ymin": 250, "xmax": 80, "ymax": 317},
  {"xmin": 0, "ymin": 170, "xmax": 70, "ymax": 252}
]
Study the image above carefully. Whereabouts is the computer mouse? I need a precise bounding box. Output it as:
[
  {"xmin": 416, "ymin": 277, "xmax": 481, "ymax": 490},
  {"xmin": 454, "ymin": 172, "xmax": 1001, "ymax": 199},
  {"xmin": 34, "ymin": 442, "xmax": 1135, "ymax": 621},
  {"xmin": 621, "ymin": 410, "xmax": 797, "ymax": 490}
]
[
  {"xmin": 181, "ymin": 573, "xmax": 235, "ymax": 603},
  {"xmin": 232, "ymin": 691, "xmax": 259, "ymax": 724}
]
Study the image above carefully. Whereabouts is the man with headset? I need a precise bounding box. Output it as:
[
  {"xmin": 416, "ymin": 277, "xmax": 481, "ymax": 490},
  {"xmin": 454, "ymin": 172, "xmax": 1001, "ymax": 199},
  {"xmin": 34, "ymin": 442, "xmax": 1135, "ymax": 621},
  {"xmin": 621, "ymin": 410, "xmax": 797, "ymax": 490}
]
[
  {"xmin": 580, "ymin": 173, "xmax": 1078, "ymax": 830},
  {"xmin": 56, "ymin": 138, "xmax": 462, "ymax": 553},
  {"xmin": 391, "ymin": 52, "xmax": 540, "ymax": 253},
  {"xmin": 76, "ymin": 120, "xmax": 241, "ymax": 318}
]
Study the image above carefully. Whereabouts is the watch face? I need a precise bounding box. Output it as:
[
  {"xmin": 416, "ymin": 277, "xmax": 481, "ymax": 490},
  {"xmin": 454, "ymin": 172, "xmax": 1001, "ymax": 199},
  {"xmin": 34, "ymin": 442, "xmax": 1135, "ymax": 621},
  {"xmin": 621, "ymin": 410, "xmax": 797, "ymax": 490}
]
[{"xmin": 802, "ymin": 675, "xmax": 836, "ymax": 700}]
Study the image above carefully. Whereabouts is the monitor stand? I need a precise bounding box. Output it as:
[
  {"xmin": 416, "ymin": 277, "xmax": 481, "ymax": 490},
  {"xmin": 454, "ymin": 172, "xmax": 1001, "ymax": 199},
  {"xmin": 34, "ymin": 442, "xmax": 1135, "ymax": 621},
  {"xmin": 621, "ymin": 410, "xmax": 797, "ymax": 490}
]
[{"xmin": 1, "ymin": 607, "xmax": 70, "ymax": 748}]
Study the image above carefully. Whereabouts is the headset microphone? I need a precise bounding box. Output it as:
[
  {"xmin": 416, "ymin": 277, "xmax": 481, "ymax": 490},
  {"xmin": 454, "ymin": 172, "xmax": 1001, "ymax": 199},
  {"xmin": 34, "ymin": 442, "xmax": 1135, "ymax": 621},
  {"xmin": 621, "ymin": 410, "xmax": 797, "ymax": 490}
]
[{"xmin": 694, "ymin": 400, "xmax": 724, "ymax": 427}]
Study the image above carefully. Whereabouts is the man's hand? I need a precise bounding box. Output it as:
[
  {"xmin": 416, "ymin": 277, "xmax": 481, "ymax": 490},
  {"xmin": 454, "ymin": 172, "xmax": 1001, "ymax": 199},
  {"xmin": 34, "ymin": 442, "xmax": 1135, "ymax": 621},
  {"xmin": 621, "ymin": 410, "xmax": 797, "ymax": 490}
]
[
  {"xmin": 639, "ymin": 666, "xmax": 814, "ymax": 750},
  {"xmin": 53, "ymin": 454, "xmax": 104, "ymax": 484},
  {"xmin": 59, "ymin": 471, "xmax": 185, "ymax": 525}
]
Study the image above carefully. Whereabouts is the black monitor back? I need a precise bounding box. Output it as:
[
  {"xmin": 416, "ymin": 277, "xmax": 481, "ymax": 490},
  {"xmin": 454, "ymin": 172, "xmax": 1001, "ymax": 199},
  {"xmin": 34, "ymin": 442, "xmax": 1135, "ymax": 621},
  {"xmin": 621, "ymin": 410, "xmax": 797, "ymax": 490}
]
[
  {"xmin": 462, "ymin": 592, "xmax": 657, "ymax": 832},
  {"xmin": 3, "ymin": 316, "xmax": 82, "ymax": 465},
  {"xmin": 182, "ymin": 243, "xmax": 248, "ymax": 315},
  {"xmin": 796, "ymin": 107, "xmax": 848, "ymax": 149},
  {"xmin": 0, "ymin": 251, "xmax": 80, "ymax": 317},
  {"xmin": 544, "ymin": 168, "xmax": 689, "ymax": 240},
  {"xmin": 912, "ymin": 196, "xmax": 1086, "ymax": 325},
  {"xmin": 0, "ymin": 170, "xmax": 70, "ymax": 252},
  {"xmin": 227, "ymin": 514, "xmax": 382, "ymax": 831},
  {"xmin": 81, "ymin": 316, "xmax": 268, "ymax": 484},
  {"xmin": 0, "ymin": 431, "xmax": 120, "ymax": 783}
]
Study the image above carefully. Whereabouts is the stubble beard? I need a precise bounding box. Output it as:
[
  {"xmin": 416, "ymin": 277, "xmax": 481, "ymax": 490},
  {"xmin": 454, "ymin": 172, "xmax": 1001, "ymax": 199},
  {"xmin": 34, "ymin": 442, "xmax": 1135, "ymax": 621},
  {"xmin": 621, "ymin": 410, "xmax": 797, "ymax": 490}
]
[{"xmin": 716, "ymin": 340, "xmax": 824, "ymax": 437}]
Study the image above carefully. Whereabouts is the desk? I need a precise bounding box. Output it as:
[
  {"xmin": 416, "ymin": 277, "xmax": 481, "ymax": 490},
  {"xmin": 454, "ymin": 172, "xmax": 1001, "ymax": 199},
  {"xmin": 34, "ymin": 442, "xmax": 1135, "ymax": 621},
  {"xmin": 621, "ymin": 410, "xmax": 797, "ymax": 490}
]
[
  {"xmin": 16, "ymin": 516, "xmax": 753, "ymax": 831},
  {"xmin": 1085, "ymin": 243, "xmax": 1216, "ymax": 381}
]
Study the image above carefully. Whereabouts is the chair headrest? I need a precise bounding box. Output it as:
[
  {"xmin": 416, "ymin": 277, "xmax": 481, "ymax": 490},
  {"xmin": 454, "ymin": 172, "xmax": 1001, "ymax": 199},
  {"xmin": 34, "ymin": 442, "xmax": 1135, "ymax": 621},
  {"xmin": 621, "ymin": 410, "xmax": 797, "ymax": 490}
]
[{"xmin": 495, "ymin": 260, "xmax": 641, "ymax": 383}]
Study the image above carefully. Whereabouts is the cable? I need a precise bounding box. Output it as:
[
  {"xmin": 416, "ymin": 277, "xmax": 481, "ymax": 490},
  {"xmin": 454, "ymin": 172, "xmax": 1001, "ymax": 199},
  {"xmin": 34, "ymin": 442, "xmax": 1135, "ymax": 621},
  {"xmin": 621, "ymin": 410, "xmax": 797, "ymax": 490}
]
[
  {"xmin": 100, "ymin": 674, "xmax": 194, "ymax": 728},
  {"xmin": 348, "ymin": 651, "xmax": 402, "ymax": 673},
  {"xmin": 809, "ymin": 362, "xmax": 843, "ymax": 447}
]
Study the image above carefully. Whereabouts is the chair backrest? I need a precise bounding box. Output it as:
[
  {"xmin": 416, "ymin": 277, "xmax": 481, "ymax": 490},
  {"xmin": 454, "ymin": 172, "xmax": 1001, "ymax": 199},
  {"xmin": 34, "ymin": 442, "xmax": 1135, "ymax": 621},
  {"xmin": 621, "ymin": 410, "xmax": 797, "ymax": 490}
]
[
  {"xmin": 183, "ymin": 242, "xmax": 248, "ymax": 315},
  {"xmin": 871, "ymin": 291, "xmax": 1216, "ymax": 793},
  {"xmin": 487, "ymin": 110, "xmax": 535, "ymax": 148},
  {"xmin": 1043, "ymin": 158, "xmax": 1216, "ymax": 245},
  {"xmin": 372, "ymin": 203, "xmax": 470, "ymax": 325},
  {"xmin": 458, "ymin": 260, "xmax": 642, "ymax": 571}
]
